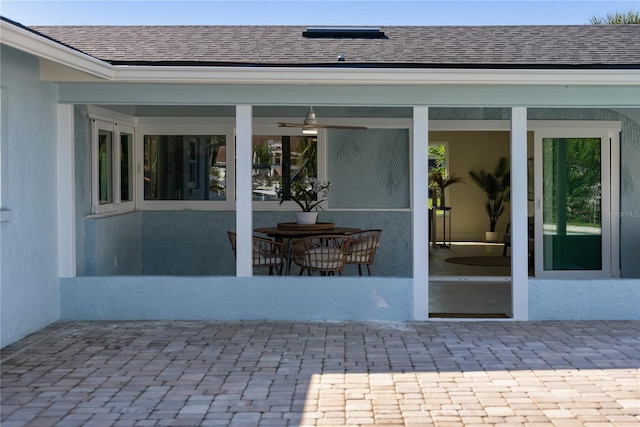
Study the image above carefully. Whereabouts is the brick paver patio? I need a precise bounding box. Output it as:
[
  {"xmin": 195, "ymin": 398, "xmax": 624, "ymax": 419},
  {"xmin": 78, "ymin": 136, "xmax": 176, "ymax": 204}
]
[{"xmin": 1, "ymin": 321, "xmax": 639, "ymax": 426}]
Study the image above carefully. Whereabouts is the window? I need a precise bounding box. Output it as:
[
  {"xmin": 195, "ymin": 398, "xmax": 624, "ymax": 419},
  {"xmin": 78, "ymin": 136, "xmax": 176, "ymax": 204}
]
[
  {"xmin": 119, "ymin": 126, "xmax": 134, "ymax": 208},
  {"xmin": 91, "ymin": 119, "xmax": 136, "ymax": 215},
  {"xmin": 252, "ymin": 135, "xmax": 317, "ymax": 203},
  {"xmin": 533, "ymin": 125, "xmax": 620, "ymax": 279},
  {"xmin": 428, "ymin": 143, "xmax": 448, "ymax": 208},
  {"xmin": 143, "ymin": 134, "xmax": 227, "ymax": 201}
]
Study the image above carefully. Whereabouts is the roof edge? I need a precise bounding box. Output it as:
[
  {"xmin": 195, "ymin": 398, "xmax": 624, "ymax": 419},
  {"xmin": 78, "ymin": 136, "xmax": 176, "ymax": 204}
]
[
  {"xmin": 1, "ymin": 17, "xmax": 114, "ymax": 80},
  {"xmin": 110, "ymin": 66, "xmax": 640, "ymax": 86},
  {"xmin": 3, "ymin": 17, "xmax": 639, "ymax": 86},
  {"xmin": 108, "ymin": 60, "xmax": 640, "ymax": 71}
]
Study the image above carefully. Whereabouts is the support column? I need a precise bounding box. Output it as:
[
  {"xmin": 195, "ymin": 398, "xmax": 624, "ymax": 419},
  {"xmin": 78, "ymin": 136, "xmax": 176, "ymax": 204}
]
[
  {"xmin": 57, "ymin": 105, "xmax": 76, "ymax": 278},
  {"xmin": 412, "ymin": 106, "xmax": 429, "ymax": 320},
  {"xmin": 236, "ymin": 105, "xmax": 253, "ymax": 277},
  {"xmin": 510, "ymin": 107, "xmax": 529, "ymax": 320}
]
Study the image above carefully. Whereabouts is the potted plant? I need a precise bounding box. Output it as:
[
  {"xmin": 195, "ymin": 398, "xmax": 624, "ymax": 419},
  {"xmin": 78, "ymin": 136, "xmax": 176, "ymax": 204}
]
[
  {"xmin": 468, "ymin": 157, "xmax": 510, "ymax": 242},
  {"xmin": 428, "ymin": 170, "xmax": 465, "ymax": 208},
  {"xmin": 280, "ymin": 178, "xmax": 331, "ymax": 224}
]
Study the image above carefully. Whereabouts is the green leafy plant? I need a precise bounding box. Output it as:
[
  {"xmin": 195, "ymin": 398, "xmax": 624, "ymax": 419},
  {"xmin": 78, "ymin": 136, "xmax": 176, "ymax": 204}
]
[
  {"xmin": 590, "ymin": 10, "xmax": 640, "ymax": 24},
  {"xmin": 428, "ymin": 170, "xmax": 465, "ymax": 207},
  {"xmin": 468, "ymin": 157, "xmax": 510, "ymax": 232},
  {"xmin": 280, "ymin": 178, "xmax": 331, "ymax": 212}
]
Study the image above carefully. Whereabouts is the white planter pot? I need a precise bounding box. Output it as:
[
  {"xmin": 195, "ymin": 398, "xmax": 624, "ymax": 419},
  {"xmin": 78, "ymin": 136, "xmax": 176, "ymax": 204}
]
[
  {"xmin": 295, "ymin": 211, "xmax": 318, "ymax": 225},
  {"xmin": 485, "ymin": 231, "xmax": 499, "ymax": 242}
]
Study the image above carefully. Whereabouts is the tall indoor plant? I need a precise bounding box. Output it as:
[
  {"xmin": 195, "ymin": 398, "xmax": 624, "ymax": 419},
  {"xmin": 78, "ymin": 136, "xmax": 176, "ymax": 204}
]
[{"xmin": 468, "ymin": 157, "xmax": 510, "ymax": 242}]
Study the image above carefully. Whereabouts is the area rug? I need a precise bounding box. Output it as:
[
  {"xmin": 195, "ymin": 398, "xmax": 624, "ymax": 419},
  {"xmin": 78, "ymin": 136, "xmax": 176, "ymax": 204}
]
[{"xmin": 444, "ymin": 256, "xmax": 510, "ymax": 266}]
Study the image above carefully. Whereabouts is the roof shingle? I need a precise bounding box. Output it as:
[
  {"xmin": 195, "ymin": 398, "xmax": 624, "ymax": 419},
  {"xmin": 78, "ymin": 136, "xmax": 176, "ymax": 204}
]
[{"xmin": 29, "ymin": 24, "xmax": 640, "ymax": 68}]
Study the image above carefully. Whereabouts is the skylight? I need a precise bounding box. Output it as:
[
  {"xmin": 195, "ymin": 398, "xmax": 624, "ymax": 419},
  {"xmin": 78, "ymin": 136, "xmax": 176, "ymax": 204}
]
[{"xmin": 302, "ymin": 27, "xmax": 386, "ymax": 38}]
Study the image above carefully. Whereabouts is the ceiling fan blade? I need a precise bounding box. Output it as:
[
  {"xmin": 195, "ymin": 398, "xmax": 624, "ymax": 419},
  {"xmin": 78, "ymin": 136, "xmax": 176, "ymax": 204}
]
[
  {"xmin": 277, "ymin": 122, "xmax": 367, "ymax": 130},
  {"xmin": 316, "ymin": 124, "xmax": 368, "ymax": 130},
  {"xmin": 277, "ymin": 122, "xmax": 311, "ymax": 128}
]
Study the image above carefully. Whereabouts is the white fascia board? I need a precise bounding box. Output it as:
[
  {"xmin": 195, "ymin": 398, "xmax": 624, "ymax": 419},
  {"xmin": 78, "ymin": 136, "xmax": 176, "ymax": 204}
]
[
  {"xmin": 1, "ymin": 19, "xmax": 113, "ymax": 80},
  {"xmin": 113, "ymin": 66, "xmax": 640, "ymax": 86}
]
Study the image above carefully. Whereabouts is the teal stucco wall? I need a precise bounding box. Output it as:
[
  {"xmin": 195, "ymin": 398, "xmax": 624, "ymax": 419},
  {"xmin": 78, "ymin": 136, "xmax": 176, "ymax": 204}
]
[
  {"xmin": 0, "ymin": 46, "xmax": 60, "ymax": 348},
  {"xmin": 60, "ymin": 276, "xmax": 414, "ymax": 321}
]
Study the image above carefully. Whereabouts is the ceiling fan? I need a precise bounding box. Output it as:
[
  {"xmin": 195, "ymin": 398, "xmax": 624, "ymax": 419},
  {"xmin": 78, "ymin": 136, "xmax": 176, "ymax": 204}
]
[{"xmin": 277, "ymin": 107, "xmax": 367, "ymax": 135}]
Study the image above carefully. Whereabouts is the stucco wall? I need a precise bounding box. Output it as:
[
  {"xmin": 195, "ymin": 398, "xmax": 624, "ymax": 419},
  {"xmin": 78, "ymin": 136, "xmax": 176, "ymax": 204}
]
[
  {"xmin": 74, "ymin": 105, "xmax": 91, "ymax": 275},
  {"xmin": 0, "ymin": 47, "xmax": 60, "ymax": 348},
  {"xmin": 328, "ymin": 128, "xmax": 410, "ymax": 209},
  {"xmin": 60, "ymin": 276, "xmax": 414, "ymax": 321},
  {"xmin": 529, "ymin": 278, "xmax": 640, "ymax": 320},
  {"xmin": 612, "ymin": 108, "xmax": 640, "ymax": 279},
  {"xmin": 136, "ymin": 210, "xmax": 411, "ymax": 277},
  {"xmin": 142, "ymin": 210, "xmax": 236, "ymax": 276},
  {"xmin": 84, "ymin": 211, "xmax": 143, "ymax": 275}
]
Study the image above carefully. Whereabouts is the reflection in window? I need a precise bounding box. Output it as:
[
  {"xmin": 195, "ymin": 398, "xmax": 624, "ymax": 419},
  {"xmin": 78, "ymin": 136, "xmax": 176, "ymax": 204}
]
[
  {"xmin": 120, "ymin": 132, "xmax": 133, "ymax": 202},
  {"xmin": 144, "ymin": 135, "xmax": 226, "ymax": 200},
  {"xmin": 98, "ymin": 129, "xmax": 113, "ymax": 205},
  {"xmin": 542, "ymin": 137, "xmax": 602, "ymax": 270},
  {"xmin": 428, "ymin": 144, "xmax": 447, "ymax": 207},
  {"xmin": 252, "ymin": 135, "xmax": 317, "ymax": 201}
]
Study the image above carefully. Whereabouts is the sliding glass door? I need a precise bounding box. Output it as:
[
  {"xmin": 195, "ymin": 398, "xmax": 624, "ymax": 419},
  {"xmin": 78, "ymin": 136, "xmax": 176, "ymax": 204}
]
[{"xmin": 534, "ymin": 127, "xmax": 619, "ymax": 278}]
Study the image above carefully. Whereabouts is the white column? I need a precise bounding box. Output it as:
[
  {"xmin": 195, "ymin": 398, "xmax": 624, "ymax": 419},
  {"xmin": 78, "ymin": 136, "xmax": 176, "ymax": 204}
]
[
  {"xmin": 57, "ymin": 104, "xmax": 76, "ymax": 278},
  {"xmin": 510, "ymin": 107, "xmax": 529, "ymax": 320},
  {"xmin": 412, "ymin": 106, "xmax": 429, "ymax": 320},
  {"xmin": 236, "ymin": 105, "xmax": 253, "ymax": 277}
]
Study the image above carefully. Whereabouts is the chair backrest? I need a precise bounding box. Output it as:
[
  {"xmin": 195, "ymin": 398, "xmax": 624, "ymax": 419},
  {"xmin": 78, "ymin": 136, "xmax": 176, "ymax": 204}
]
[
  {"xmin": 252, "ymin": 235, "xmax": 284, "ymax": 267},
  {"xmin": 228, "ymin": 230, "xmax": 284, "ymax": 268},
  {"xmin": 291, "ymin": 234, "xmax": 353, "ymax": 273},
  {"xmin": 346, "ymin": 229, "xmax": 382, "ymax": 265}
]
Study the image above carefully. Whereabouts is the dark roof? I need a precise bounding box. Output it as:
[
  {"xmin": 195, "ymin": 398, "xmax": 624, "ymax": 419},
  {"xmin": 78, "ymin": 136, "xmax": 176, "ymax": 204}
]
[{"xmin": 27, "ymin": 24, "xmax": 640, "ymax": 69}]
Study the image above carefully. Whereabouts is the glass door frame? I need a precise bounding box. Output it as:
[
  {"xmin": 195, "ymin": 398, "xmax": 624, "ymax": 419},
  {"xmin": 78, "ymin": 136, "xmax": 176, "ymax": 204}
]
[{"xmin": 533, "ymin": 123, "xmax": 620, "ymax": 279}]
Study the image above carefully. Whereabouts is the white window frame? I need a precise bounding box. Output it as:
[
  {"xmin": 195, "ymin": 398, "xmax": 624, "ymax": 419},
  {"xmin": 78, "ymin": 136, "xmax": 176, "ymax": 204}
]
[
  {"xmin": 91, "ymin": 119, "xmax": 115, "ymax": 214},
  {"xmin": 117, "ymin": 124, "xmax": 136, "ymax": 212},
  {"xmin": 531, "ymin": 121, "xmax": 621, "ymax": 279},
  {"xmin": 136, "ymin": 117, "xmax": 235, "ymax": 211},
  {"xmin": 89, "ymin": 107, "xmax": 137, "ymax": 215},
  {"xmin": 89, "ymin": 114, "xmax": 411, "ymax": 212}
]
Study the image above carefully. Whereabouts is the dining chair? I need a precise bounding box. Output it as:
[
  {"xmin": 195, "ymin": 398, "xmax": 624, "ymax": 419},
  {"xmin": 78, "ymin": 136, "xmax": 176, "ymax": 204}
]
[
  {"xmin": 345, "ymin": 229, "xmax": 382, "ymax": 276},
  {"xmin": 227, "ymin": 231, "xmax": 286, "ymax": 275},
  {"xmin": 290, "ymin": 234, "xmax": 353, "ymax": 276}
]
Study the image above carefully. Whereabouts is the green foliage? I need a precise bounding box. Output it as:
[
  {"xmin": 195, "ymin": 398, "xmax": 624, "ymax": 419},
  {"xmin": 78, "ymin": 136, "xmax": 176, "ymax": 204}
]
[
  {"xmin": 429, "ymin": 144, "xmax": 447, "ymax": 178},
  {"xmin": 469, "ymin": 157, "xmax": 510, "ymax": 232},
  {"xmin": 543, "ymin": 138, "xmax": 601, "ymax": 227},
  {"xmin": 294, "ymin": 136, "xmax": 318, "ymax": 179},
  {"xmin": 590, "ymin": 10, "xmax": 640, "ymax": 24},
  {"xmin": 253, "ymin": 140, "xmax": 272, "ymax": 165}
]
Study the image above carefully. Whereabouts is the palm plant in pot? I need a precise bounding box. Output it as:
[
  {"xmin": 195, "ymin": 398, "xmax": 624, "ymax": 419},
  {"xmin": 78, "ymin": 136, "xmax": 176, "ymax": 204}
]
[
  {"xmin": 428, "ymin": 169, "xmax": 465, "ymax": 208},
  {"xmin": 468, "ymin": 157, "xmax": 510, "ymax": 242}
]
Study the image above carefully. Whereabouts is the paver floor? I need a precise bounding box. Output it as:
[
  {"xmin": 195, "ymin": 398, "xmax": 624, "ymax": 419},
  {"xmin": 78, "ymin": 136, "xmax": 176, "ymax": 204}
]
[{"xmin": 1, "ymin": 321, "xmax": 639, "ymax": 426}]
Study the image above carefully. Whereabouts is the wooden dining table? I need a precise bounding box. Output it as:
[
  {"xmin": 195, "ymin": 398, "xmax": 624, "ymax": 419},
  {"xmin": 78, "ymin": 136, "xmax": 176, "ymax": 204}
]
[{"xmin": 254, "ymin": 222, "xmax": 360, "ymax": 275}]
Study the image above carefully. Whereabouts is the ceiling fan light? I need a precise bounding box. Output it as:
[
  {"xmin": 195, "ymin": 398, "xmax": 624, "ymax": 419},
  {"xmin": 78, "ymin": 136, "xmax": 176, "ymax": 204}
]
[
  {"xmin": 303, "ymin": 107, "xmax": 318, "ymax": 126},
  {"xmin": 302, "ymin": 128, "xmax": 318, "ymax": 135}
]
